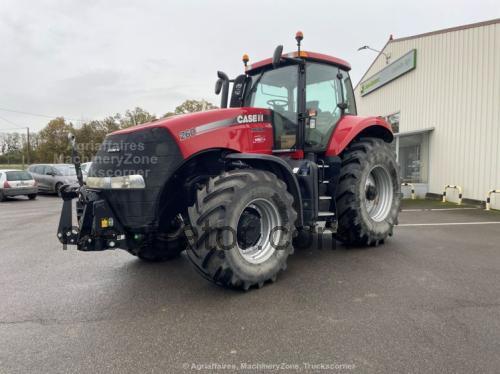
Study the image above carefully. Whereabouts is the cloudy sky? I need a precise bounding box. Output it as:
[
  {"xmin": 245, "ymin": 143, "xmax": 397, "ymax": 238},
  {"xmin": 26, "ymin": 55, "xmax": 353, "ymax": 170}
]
[{"xmin": 1, "ymin": 0, "xmax": 499, "ymax": 132}]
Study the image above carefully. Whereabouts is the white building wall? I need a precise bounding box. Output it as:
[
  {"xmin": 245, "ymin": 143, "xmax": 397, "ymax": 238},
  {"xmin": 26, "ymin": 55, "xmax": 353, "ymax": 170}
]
[{"xmin": 354, "ymin": 21, "xmax": 500, "ymax": 207}]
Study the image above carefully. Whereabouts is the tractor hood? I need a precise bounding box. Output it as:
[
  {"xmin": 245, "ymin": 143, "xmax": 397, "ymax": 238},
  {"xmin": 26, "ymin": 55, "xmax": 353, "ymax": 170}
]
[{"xmin": 110, "ymin": 107, "xmax": 273, "ymax": 158}]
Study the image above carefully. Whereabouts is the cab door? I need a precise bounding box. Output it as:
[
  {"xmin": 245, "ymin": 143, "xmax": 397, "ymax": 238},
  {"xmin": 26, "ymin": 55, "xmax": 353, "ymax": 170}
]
[{"xmin": 304, "ymin": 63, "xmax": 348, "ymax": 151}]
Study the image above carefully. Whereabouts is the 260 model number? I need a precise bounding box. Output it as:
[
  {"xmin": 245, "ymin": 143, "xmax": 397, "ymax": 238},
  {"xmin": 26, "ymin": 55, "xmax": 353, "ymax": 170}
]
[{"xmin": 179, "ymin": 128, "xmax": 196, "ymax": 140}]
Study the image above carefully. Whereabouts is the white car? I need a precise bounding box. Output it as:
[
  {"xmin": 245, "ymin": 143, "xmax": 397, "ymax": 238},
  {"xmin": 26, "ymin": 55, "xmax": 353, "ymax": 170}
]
[{"xmin": 0, "ymin": 169, "xmax": 38, "ymax": 201}]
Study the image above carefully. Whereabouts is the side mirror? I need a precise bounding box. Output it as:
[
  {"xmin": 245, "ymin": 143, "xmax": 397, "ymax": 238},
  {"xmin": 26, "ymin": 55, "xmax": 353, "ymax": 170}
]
[
  {"xmin": 272, "ymin": 45, "xmax": 283, "ymax": 68},
  {"xmin": 215, "ymin": 78, "xmax": 223, "ymax": 95},
  {"xmin": 217, "ymin": 71, "xmax": 230, "ymax": 108},
  {"xmin": 46, "ymin": 171, "xmax": 55, "ymax": 176}
]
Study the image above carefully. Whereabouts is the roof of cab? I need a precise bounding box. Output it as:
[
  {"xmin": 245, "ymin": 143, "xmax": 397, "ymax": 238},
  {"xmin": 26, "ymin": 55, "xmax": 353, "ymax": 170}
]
[{"xmin": 245, "ymin": 50, "xmax": 351, "ymax": 73}]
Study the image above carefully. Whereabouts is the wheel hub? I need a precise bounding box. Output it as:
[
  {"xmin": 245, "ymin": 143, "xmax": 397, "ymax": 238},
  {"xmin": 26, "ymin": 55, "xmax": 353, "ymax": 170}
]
[
  {"xmin": 364, "ymin": 165, "xmax": 394, "ymax": 222},
  {"xmin": 236, "ymin": 198, "xmax": 282, "ymax": 264},
  {"xmin": 365, "ymin": 184, "xmax": 378, "ymax": 201},
  {"xmin": 237, "ymin": 208, "xmax": 262, "ymax": 249}
]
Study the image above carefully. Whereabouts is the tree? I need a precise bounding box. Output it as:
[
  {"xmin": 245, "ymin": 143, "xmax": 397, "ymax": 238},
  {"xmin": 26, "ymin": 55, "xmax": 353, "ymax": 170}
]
[
  {"xmin": 75, "ymin": 120, "xmax": 110, "ymax": 162},
  {"xmin": 37, "ymin": 117, "xmax": 74, "ymax": 163},
  {"xmin": 118, "ymin": 107, "xmax": 157, "ymax": 129},
  {"xmin": 163, "ymin": 99, "xmax": 217, "ymax": 118}
]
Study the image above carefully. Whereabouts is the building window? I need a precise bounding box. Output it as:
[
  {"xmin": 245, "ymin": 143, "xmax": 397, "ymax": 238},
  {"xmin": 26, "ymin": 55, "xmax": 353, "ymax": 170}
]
[{"xmin": 397, "ymin": 133, "xmax": 429, "ymax": 183}]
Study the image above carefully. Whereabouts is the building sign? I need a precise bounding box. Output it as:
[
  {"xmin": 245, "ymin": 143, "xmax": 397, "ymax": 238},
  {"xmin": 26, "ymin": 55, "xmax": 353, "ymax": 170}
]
[{"xmin": 360, "ymin": 49, "xmax": 417, "ymax": 96}]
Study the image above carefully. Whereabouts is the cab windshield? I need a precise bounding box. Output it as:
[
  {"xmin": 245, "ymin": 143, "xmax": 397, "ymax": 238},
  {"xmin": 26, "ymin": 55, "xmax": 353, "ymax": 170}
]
[
  {"xmin": 245, "ymin": 62, "xmax": 356, "ymax": 151},
  {"xmin": 245, "ymin": 65, "xmax": 298, "ymax": 149}
]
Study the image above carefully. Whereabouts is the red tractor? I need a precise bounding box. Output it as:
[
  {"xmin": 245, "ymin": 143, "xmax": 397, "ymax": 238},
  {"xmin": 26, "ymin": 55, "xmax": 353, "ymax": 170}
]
[{"xmin": 58, "ymin": 32, "xmax": 401, "ymax": 290}]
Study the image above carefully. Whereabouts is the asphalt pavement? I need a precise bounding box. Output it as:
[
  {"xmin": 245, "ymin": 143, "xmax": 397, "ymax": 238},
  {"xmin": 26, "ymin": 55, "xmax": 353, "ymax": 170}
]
[{"xmin": 1, "ymin": 196, "xmax": 499, "ymax": 373}]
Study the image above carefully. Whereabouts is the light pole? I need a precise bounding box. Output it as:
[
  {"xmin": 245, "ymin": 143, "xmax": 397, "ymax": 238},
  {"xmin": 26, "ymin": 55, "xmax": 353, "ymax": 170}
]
[
  {"xmin": 26, "ymin": 126, "xmax": 30, "ymax": 165},
  {"xmin": 358, "ymin": 45, "xmax": 391, "ymax": 64}
]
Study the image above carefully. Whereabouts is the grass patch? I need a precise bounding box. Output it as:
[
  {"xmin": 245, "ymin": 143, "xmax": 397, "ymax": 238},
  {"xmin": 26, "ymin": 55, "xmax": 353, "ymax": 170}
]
[{"xmin": 0, "ymin": 164, "xmax": 25, "ymax": 170}]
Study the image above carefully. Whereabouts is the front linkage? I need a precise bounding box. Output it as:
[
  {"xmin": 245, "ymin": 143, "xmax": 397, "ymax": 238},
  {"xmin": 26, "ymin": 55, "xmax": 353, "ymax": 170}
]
[
  {"xmin": 57, "ymin": 184, "xmax": 129, "ymax": 251},
  {"xmin": 57, "ymin": 134, "xmax": 129, "ymax": 252}
]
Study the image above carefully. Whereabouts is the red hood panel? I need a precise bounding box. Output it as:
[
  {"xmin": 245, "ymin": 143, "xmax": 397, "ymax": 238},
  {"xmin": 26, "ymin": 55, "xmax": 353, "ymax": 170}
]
[{"xmin": 111, "ymin": 107, "xmax": 274, "ymax": 159}]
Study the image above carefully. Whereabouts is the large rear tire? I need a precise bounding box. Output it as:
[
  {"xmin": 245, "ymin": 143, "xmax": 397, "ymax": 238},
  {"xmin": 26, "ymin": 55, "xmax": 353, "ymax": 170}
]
[
  {"xmin": 185, "ymin": 169, "xmax": 296, "ymax": 290},
  {"xmin": 335, "ymin": 137, "xmax": 401, "ymax": 246}
]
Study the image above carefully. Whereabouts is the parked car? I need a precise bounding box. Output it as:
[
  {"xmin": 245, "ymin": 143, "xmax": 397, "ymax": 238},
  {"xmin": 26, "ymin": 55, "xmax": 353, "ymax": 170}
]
[
  {"xmin": 27, "ymin": 164, "xmax": 78, "ymax": 196},
  {"xmin": 0, "ymin": 169, "xmax": 38, "ymax": 201},
  {"xmin": 80, "ymin": 162, "xmax": 92, "ymax": 182}
]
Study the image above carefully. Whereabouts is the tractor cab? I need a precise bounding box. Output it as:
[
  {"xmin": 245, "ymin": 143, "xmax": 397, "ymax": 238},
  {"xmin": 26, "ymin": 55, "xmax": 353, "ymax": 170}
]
[{"xmin": 216, "ymin": 32, "xmax": 357, "ymax": 153}]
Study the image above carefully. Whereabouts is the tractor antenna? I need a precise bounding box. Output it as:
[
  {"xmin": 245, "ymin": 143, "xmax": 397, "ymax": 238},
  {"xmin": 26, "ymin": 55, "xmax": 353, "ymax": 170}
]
[
  {"xmin": 242, "ymin": 53, "xmax": 249, "ymax": 67},
  {"xmin": 295, "ymin": 31, "xmax": 303, "ymax": 53}
]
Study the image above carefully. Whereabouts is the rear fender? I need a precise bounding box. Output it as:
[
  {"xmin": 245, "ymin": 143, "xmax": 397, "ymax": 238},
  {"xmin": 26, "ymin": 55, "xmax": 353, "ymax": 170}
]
[{"xmin": 326, "ymin": 116, "xmax": 393, "ymax": 156}]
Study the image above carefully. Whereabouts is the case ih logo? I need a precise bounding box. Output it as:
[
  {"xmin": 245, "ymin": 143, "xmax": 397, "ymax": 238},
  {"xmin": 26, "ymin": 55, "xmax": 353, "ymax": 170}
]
[{"xmin": 236, "ymin": 114, "xmax": 264, "ymax": 124}]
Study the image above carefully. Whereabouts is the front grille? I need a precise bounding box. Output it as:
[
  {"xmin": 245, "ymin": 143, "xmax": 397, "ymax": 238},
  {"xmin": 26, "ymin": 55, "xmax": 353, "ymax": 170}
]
[{"xmin": 89, "ymin": 126, "xmax": 183, "ymax": 230}]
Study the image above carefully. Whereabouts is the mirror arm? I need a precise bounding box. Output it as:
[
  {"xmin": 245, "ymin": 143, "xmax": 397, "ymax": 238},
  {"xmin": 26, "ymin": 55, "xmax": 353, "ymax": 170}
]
[
  {"xmin": 217, "ymin": 71, "xmax": 230, "ymax": 108},
  {"xmin": 336, "ymin": 72, "xmax": 347, "ymax": 115},
  {"xmin": 68, "ymin": 133, "xmax": 84, "ymax": 187}
]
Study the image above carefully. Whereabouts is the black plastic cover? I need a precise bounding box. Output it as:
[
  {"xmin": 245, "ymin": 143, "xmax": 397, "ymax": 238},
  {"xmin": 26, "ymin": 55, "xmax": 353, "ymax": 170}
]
[{"xmin": 89, "ymin": 127, "xmax": 183, "ymax": 230}]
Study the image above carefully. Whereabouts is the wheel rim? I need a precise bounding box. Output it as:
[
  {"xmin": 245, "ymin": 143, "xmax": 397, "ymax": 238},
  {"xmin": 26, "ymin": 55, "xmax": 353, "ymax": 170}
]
[
  {"xmin": 364, "ymin": 165, "xmax": 394, "ymax": 222},
  {"xmin": 236, "ymin": 198, "xmax": 282, "ymax": 264}
]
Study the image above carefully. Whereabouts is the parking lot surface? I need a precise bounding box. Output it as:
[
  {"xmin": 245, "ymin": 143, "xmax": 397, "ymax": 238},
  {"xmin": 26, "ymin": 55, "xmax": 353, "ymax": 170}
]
[{"xmin": 1, "ymin": 196, "xmax": 499, "ymax": 373}]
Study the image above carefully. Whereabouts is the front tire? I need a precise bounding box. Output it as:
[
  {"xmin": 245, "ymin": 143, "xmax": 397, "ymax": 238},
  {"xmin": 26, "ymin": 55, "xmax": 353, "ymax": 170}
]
[
  {"xmin": 185, "ymin": 169, "xmax": 297, "ymax": 290},
  {"xmin": 28, "ymin": 194, "xmax": 37, "ymax": 200},
  {"xmin": 136, "ymin": 236, "xmax": 186, "ymax": 262},
  {"xmin": 136, "ymin": 217, "xmax": 187, "ymax": 262},
  {"xmin": 335, "ymin": 137, "xmax": 401, "ymax": 246}
]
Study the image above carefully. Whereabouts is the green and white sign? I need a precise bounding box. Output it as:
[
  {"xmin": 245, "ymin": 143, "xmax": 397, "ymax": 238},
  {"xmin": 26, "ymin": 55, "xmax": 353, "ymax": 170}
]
[{"xmin": 360, "ymin": 49, "xmax": 417, "ymax": 96}]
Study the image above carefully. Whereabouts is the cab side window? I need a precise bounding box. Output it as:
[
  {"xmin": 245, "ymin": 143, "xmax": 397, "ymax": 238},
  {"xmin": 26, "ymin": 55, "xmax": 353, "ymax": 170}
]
[{"xmin": 304, "ymin": 63, "xmax": 354, "ymax": 150}]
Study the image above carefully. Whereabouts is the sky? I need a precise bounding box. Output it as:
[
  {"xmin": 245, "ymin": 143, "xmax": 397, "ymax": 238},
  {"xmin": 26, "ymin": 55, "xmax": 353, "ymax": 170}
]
[{"xmin": 0, "ymin": 0, "xmax": 499, "ymax": 132}]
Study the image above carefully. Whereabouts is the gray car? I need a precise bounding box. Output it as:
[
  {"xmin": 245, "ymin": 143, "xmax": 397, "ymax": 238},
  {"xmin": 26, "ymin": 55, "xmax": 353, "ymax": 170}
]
[
  {"xmin": 27, "ymin": 164, "xmax": 78, "ymax": 195},
  {"xmin": 0, "ymin": 170, "xmax": 38, "ymax": 201}
]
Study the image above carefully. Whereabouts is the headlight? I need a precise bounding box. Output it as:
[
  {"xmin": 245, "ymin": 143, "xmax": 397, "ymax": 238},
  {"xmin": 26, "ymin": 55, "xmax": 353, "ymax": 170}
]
[{"xmin": 86, "ymin": 175, "xmax": 146, "ymax": 189}]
